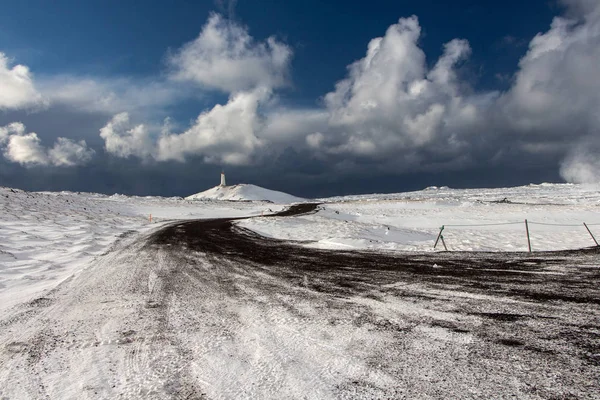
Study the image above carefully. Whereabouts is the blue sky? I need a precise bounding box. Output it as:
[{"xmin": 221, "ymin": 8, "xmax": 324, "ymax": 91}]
[{"xmin": 1, "ymin": 0, "xmax": 599, "ymax": 197}]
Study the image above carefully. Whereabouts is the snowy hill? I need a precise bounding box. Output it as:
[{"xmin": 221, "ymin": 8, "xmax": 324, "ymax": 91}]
[{"xmin": 186, "ymin": 184, "xmax": 305, "ymax": 204}]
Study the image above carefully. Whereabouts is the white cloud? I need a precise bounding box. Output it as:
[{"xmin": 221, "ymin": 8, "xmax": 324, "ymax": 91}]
[
  {"xmin": 94, "ymin": 2, "xmax": 600, "ymax": 180},
  {"xmin": 168, "ymin": 13, "xmax": 292, "ymax": 92},
  {"xmin": 306, "ymin": 132, "xmax": 324, "ymax": 149},
  {"xmin": 263, "ymin": 3, "xmax": 600, "ymax": 178},
  {"xmin": 0, "ymin": 122, "xmax": 93, "ymax": 167},
  {"xmin": 0, "ymin": 50, "xmax": 188, "ymax": 118},
  {"xmin": 499, "ymin": 15, "xmax": 600, "ymax": 136},
  {"xmin": 157, "ymin": 88, "xmax": 268, "ymax": 165},
  {"xmin": 0, "ymin": 122, "xmax": 26, "ymax": 144},
  {"xmin": 38, "ymin": 76, "xmax": 187, "ymax": 116},
  {"xmin": 98, "ymin": 11, "xmax": 292, "ymax": 166},
  {"xmin": 492, "ymin": 0, "xmax": 600, "ymax": 181},
  {"xmin": 99, "ymin": 112, "xmax": 154, "ymax": 159},
  {"xmin": 560, "ymin": 0, "xmax": 600, "ymax": 18},
  {"xmin": 98, "ymin": 16, "xmax": 486, "ymax": 168},
  {"xmin": 0, "ymin": 53, "xmax": 45, "ymax": 110},
  {"xmin": 4, "ymin": 132, "xmax": 48, "ymax": 165},
  {"xmin": 48, "ymin": 137, "xmax": 95, "ymax": 166},
  {"xmin": 307, "ymin": 16, "xmax": 485, "ymax": 162},
  {"xmin": 214, "ymin": 0, "xmax": 238, "ymax": 19},
  {"xmin": 262, "ymin": 109, "xmax": 329, "ymax": 144},
  {"xmin": 100, "ymin": 88, "xmax": 269, "ymax": 166}
]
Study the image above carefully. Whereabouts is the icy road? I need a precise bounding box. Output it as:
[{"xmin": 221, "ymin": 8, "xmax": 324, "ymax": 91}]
[{"xmin": 1, "ymin": 203, "xmax": 599, "ymax": 399}]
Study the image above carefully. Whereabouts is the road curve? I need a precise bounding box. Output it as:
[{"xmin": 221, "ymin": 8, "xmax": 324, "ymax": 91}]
[{"xmin": 148, "ymin": 203, "xmax": 600, "ymax": 305}]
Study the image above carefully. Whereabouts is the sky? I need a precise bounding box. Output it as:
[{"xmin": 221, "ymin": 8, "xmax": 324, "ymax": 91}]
[{"xmin": 1, "ymin": 0, "xmax": 600, "ymax": 198}]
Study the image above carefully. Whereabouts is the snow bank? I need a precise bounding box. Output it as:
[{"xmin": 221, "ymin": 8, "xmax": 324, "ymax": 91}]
[
  {"xmin": 0, "ymin": 187, "xmax": 278, "ymax": 311},
  {"xmin": 186, "ymin": 183, "xmax": 305, "ymax": 204}
]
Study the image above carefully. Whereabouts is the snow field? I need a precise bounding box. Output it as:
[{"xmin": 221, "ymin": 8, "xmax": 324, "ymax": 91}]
[
  {"xmin": 3, "ymin": 182, "xmax": 599, "ymax": 315},
  {"xmin": 0, "ymin": 187, "xmax": 281, "ymax": 312},
  {"xmin": 238, "ymin": 183, "xmax": 600, "ymax": 252},
  {"xmin": 1, "ymin": 183, "xmax": 599, "ymax": 398}
]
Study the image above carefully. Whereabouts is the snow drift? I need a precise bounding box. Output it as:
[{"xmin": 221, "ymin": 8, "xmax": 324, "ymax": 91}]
[{"xmin": 186, "ymin": 184, "xmax": 305, "ymax": 203}]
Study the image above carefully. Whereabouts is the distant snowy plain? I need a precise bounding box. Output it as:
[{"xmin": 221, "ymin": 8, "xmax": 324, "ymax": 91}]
[{"xmin": 239, "ymin": 183, "xmax": 600, "ymax": 253}]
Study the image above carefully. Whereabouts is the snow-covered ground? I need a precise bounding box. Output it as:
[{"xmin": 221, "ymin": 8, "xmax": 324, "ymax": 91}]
[
  {"xmin": 0, "ymin": 187, "xmax": 281, "ymax": 312},
  {"xmin": 1, "ymin": 183, "xmax": 599, "ymax": 399},
  {"xmin": 3, "ymin": 183, "xmax": 600, "ymax": 313},
  {"xmin": 186, "ymin": 183, "xmax": 305, "ymax": 203},
  {"xmin": 239, "ymin": 183, "xmax": 600, "ymax": 252}
]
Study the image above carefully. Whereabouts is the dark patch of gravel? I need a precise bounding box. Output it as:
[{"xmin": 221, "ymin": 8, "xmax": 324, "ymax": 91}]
[{"xmin": 147, "ymin": 203, "xmax": 600, "ymax": 306}]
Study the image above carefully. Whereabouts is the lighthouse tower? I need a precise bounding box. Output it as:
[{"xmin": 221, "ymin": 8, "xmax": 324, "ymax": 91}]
[{"xmin": 220, "ymin": 171, "xmax": 226, "ymax": 187}]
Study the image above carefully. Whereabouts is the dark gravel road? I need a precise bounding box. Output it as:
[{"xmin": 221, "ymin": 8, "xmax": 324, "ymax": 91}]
[
  {"xmin": 142, "ymin": 202, "xmax": 600, "ymax": 399},
  {"xmin": 149, "ymin": 203, "xmax": 600, "ymax": 306}
]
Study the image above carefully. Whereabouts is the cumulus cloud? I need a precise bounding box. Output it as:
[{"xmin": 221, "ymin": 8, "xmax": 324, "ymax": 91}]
[
  {"xmin": 274, "ymin": 2, "xmax": 600, "ymax": 178},
  {"xmin": 98, "ymin": 11, "xmax": 291, "ymax": 166},
  {"xmin": 500, "ymin": 10, "xmax": 600, "ymax": 136},
  {"xmin": 97, "ymin": 2, "xmax": 600, "ymax": 182},
  {"xmin": 0, "ymin": 49, "xmax": 188, "ymax": 119},
  {"xmin": 214, "ymin": 0, "xmax": 238, "ymax": 19},
  {"xmin": 0, "ymin": 122, "xmax": 26, "ymax": 144},
  {"xmin": 99, "ymin": 112, "xmax": 154, "ymax": 159},
  {"xmin": 99, "ymin": 88, "xmax": 272, "ymax": 166},
  {"xmin": 96, "ymin": 16, "xmax": 490, "ymax": 169},
  {"xmin": 493, "ymin": 0, "xmax": 600, "ymax": 182},
  {"xmin": 560, "ymin": 0, "xmax": 600, "ymax": 18},
  {"xmin": 0, "ymin": 122, "xmax": 94, "ymax": 167},
  {"xmin": 0, "ymin": 53, "xmax": 45, "ymax": 110},
  {"xmin": 297, "ymin": 16, "xmax": 490, "ymax": 167},
  {"xmin": 168, "ymin": 13, "xmax": 292, "ymax": 92},
  {"xmin": 48, "ymin": 137, "xmax": 96, "ymax": 166},
  {"xmin": 4, "ymin": 132, "xmax": 49, "ymax": 165},
  {"xmin": 157, "ymin": 88, "xmax": 268, "ymax": 165},
  {"xmin": 99, "ymin": 13, "xmax": 295, "ymax": 166}
]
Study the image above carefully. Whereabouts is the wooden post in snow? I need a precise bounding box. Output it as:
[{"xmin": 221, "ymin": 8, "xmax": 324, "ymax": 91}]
[
  {"xmin": 525, "ymin": 219, "xmax": 531, "ymax": 252},
  {"xmin": 434, "ymin": 226, "xmax": 445, "ymax": 250},
  {"xmin": 440, "ymin": 234, "xmax": 448, "ymax": 251},
  {"xmin": 583, "ymin": 223, "xmax": 599, "ymax": 246}
]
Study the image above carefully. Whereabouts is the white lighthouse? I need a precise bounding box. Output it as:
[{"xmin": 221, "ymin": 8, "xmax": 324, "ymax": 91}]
[{"xmin": 220, "ymin": 171, "xmax": 226, "ymax": 187}]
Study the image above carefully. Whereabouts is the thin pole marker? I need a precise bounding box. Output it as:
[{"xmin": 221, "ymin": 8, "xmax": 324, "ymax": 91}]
[
  {"xmin": 434, "ymin": 226, "xmax": 444, "ymax": 250},
  {"xmin": 525, "ymin": 219, "xmax": 531, "ymax": 252},
  {"xmin": 584, "ymin": 223, "xmax": 599, "ymax": 246}
]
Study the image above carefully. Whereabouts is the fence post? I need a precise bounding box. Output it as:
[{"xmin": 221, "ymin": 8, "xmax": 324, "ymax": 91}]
[
  {"xmin": 434, "ymin": 226, "xmax": 444, "ymax": 250},
  {"xmin": 525, "ymin": 219, "xmax": 531, "ymax": 252},
  {"xmin": 583, "ymin": 223, "xmax": 599, "ymax": 246},
  {"xmin": 440, "ymin": 234, "xmax": 448, "ymax": 251}
]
